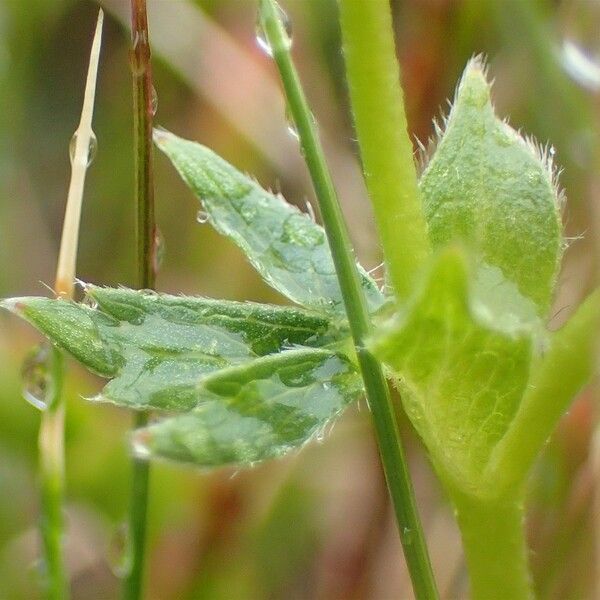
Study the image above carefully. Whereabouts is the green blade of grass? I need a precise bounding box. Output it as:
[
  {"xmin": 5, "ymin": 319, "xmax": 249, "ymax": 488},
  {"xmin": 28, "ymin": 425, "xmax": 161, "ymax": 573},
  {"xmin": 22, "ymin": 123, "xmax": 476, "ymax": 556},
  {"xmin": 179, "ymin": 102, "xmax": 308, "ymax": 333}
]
[{"xmin": 257, "ymin": 2, "xmax": 439, "ymax": 598}]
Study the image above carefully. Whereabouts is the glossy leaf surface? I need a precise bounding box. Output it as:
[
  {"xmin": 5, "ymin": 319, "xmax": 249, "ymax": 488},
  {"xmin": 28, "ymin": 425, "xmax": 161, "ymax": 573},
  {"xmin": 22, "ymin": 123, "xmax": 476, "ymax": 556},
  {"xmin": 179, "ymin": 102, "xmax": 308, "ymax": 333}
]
[
  {"xmin": 1, "ymin": 287, "xmax": 341, "ymax": 411},
  {"xmin": 133, "ymin": 348, "xmax": 362, "ymax": 467},
  {"xmin": 154, "ymin": 128, "xmax": 384, "ymax": 316}
]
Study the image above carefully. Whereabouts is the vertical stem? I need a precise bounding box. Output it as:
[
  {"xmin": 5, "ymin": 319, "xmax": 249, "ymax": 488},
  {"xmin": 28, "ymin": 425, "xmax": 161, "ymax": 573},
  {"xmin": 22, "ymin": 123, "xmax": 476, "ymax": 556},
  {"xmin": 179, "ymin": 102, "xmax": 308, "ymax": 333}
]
[
  {"xmin": 258, "ymin": 3, "xmax": 438, "ymax": 599},
  {"xmin": 131, "ymin": 0, "xmax": 156, "ymax": 291},
  {"xmin": 39, "ymin": 348, "xmax": 67, "ymax": 600},
  {"xmin": 124, "ymin": 1, "xmax": 155, "ymax": 598},
  {"xmin": 451, "ymin": 490, "xmax": 532, "ymax": 600},
  {"xmin": 40, "ymin": 11, "xmax": 104, "ymax": 599},
  {"xmin": 338, "ymin": 0, "xmax": 431, "ymax": 301}
]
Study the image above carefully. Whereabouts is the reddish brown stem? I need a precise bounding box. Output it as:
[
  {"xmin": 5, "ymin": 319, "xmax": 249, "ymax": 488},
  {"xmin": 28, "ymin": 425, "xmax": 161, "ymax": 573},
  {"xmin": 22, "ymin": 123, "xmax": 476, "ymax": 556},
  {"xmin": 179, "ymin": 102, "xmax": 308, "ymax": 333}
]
[{"xmin": 124, "ymin": 2, "xmax": 155, "ymax": 599}]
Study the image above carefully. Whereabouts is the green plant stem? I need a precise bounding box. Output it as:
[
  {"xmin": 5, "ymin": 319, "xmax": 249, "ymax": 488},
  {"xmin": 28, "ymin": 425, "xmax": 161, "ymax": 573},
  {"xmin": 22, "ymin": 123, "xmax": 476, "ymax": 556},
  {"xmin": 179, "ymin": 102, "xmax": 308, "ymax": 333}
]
[
  {"xmin": 337, "ymin": 0, "xmax": 430, "ymax": 302},
  {"xmin": 258, "ymin": 3, "xmax": 438, "ymax": 599},
  {"xmin": 451, "ymin": 490, "xmax": 532, "ymax": 600},
  {"xmin": 485, "ymin": 287, "xmax": 600, "ymax": 494},
  {"xmin": 38, "ymin": 347, "xmax": 67, "ymax": 600},
  {"xmin": 124, "ymin": 1, "xmax": 155, "ymax": 598}
]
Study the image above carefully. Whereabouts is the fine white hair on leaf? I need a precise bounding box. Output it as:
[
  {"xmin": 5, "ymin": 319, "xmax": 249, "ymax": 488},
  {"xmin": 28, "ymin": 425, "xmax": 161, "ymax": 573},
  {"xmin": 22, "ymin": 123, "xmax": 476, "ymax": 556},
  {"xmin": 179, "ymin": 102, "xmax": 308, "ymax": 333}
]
[{"xmin": 418, "ymin": 54, "xmax": 566, "ymax": 217}]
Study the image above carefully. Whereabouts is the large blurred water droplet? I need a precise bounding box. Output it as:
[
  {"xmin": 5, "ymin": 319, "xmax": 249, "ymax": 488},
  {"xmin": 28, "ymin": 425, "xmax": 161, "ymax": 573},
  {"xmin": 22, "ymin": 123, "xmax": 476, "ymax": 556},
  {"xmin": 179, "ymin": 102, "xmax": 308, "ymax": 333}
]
[
  {"xmin": 255, "ymin": 2, "xmax": 293, "ymax": 57},
  {"xmin": 196, "ymin": 210, "xmax": 209, "ymax": 224},
  {"xmin": 150, "ymin": 85, "xmax": 158, "ymax": 116},
  {"xmin": 108, "ymin": 522, "xmax": 131, "ymax": 579},
  {"xmin": 559, "ymin": 0, "xmax": 600, "ymax": 92},
  {"xmin": 69, "ymin": 131, "xmax": 98, "ymax": 167},
  {"xmin": 21, "ymin": 343, "xmax": 52, "ymax": 411}
]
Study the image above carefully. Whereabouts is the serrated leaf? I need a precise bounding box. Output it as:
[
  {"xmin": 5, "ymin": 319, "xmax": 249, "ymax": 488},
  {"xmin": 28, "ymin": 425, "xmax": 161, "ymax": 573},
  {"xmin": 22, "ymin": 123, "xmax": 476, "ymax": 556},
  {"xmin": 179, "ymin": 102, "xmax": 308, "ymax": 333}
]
[
  {"xmin": 370, "ymin": 248, "xmax": 544, "ymax": 493},
  {"xmin": 132, "ymin": 348, "xmax": 362, "ymax": 467},
  {"xmin": 420, "ymin": 58, "xmax": 562, "ymax": 315},
  {"xmin": 154, "ymin": 128, "xmax": 384, "ymax": 316},
  {"xmin": 1, "ymin": 287, "xmax": 341, "ymax": 411}
]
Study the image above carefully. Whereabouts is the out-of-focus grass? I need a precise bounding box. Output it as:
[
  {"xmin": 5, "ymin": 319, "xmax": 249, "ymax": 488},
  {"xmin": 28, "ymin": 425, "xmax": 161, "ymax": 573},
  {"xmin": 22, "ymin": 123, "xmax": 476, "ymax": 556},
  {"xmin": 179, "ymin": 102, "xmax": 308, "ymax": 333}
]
[{"xmin": 0, "ymin": 1, "xmax": 598, "ymax": 598}]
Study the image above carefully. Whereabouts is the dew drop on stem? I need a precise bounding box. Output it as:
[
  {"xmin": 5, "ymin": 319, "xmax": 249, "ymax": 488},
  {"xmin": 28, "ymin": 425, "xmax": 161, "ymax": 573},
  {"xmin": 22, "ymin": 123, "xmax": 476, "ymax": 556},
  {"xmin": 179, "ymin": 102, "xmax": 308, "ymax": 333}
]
[
  {"xmin": 69, "ymin": 131, "xmax": 98, "ymax": 166},
  {"xmin": 108, "ymin": 522, "xmax": 132, "ymax": 579},
  {"xmin": 255, "ymin": 1, "xmax": 292, "ymax": 57},
  {"xmin": 150, "ymin": 85, "xmax": 158, "ymax": 116},
  {"xmin": 196, "ymin": 210, "xmax": 209, "ymax": 224},
  {"xmin": 153, "ymin": 228, "xmax": 166, "ymax": 273},
  {"xmin": 285, "ymin": 104, "xmax": 299, "ymax": 140},
  {"xmin": 559, "ymin": 0, "xmax": 600, "ymax": 92},
  {"xmin": 21, "ymin": 343, "xmax": 52, "ymax": 411}
]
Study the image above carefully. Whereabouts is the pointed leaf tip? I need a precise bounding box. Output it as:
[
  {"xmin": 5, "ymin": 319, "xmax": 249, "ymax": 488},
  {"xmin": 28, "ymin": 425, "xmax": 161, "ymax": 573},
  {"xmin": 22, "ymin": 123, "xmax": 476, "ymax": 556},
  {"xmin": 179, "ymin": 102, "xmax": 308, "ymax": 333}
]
[
  {"xmin": 420, "ymin": 60, "xmax": 562, "ymax": 315},
  {"xmin": 154, "ymin": 129, "xmax": 384, "ymax": 316}
]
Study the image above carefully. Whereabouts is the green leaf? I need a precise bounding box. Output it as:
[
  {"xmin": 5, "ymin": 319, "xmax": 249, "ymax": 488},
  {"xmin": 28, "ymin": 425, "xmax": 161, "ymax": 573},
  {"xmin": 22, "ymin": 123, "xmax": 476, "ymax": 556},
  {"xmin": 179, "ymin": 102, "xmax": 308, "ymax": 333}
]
[
  {"xmin": 419, "ymin": 58, "xmax": 562, "ymax": 315},
  {"xmin": 370, "ymin": 248, "xmax": 544, "ymax": 494},
  {"xmin": 154, "ymin": 128, "xmax": 384, "ymax": 316},
  {"xmin": 132, "ymin": 348, "xmax": 362, "ymax": 467},
  {"xmin": 1, "ymin": 287, "xmax": 341, "ymax": 411}
]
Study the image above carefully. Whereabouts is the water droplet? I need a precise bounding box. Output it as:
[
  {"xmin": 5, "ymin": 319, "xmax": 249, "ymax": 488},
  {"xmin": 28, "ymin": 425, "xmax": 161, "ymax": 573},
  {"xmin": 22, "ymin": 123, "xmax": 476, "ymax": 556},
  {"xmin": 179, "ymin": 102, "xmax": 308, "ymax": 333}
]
[
  {"xmin": 285, "ymin": 104, "xmax": 299, "ymax": 140},
  {"xmin": 402, "ymin": 527, "xmax": 414, "ymax": 545},
  {"xmin": 153, "ymin": 228, "xmax": 165, "ymax": 273},
  {"xmin": 150, "ymin": 85, "xmax": 158, "ymax": 116},
  {"xmin": 131, "ymin": 433, "xmax": 152, "ymax": 459},
  {"xmin": 255, "ymin": 2, "xmax": 293, "ymax": 57},
  {"xmin": 196, "ymin": 210, "xmax": 209, "ymax": 224},
  {"xmin": 82, "ymin": 294, "xmax": 98, "ymax": 310},
  {"xmin": 559, "ymin": 0, "xmax": 600, "ymax": 92},
  {"xmin": 129, "ymin": 31, "xmax": 148, "ymax": 76},
  {"xmin": 69, "ymin": 131, "xmax": 98, "ymax": 167},
  {"xmin": 21, "ymin": 343, "xmax": 52, "ymax": 411},
  {"xmin": 107, "ymin": 522, "xmax": 131, "ymax": 579},
  {"xmin": 304, "ymin": 199, "xmax": 316, "ymax": 222}
]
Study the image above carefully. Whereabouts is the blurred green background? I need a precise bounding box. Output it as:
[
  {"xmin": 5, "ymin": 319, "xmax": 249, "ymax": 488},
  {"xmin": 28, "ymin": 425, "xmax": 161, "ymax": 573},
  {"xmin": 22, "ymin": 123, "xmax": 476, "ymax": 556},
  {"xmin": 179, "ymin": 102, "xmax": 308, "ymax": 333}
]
[{"xmin": 0, "ymin": 0, "xmax": 598, "ymax": 598}]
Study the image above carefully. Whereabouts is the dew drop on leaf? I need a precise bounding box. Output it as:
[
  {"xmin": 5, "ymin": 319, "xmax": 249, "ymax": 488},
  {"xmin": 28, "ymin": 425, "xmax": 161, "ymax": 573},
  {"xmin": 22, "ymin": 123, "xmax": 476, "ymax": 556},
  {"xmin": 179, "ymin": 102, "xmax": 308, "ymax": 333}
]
[
  {"xmin": 559, "ymin": 0, "xmax": 600, "ymax": 91},
  {"xmin": 196, "ymin": 210, "xmax": 209, "ymax": 224},
  {"xmin": 69, "ymin": 130, "xmax": 98, "ymax": 167},
  {"xmin": 255, "ymin": 1, "xmax": 292, "ymax": 57},
  {"xmin": 21, "ymin": 343, "xmax": 52, "ymax": 411}
]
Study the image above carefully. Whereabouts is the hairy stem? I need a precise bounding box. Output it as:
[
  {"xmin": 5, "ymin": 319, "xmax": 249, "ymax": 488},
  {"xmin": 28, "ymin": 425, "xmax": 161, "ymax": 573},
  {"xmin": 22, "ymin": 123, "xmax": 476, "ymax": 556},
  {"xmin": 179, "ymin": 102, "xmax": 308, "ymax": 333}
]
[
  {"xmin": 338, "ymin": 0, "xmax": 430, "ymax": 301},
  {"xmin": 40, "ymin": 11, "xmax": 103, "ymax": 598},
  {"xmin": 124, "ymin": 1, "xmax": 156, "ymax": 598},
  {"xmin": 451, "ymin": 490, "xmax": 532, "ymax": 600},
  {"xmin": 258, "ymin": 2, "xmax": 438, "ymax": 598},
  {"xmin": 485, "ymin": 287, "xmax": 600, "ymax": 494}
]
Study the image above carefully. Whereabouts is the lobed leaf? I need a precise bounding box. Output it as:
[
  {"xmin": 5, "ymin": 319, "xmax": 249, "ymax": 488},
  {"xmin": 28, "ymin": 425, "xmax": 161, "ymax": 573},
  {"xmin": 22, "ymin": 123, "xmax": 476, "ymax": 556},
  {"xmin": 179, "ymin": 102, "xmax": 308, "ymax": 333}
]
[
  {"xmin": 419, "ymin": 58, "xmax": 562, "ymax": 315},
  {"xmin": 1, "ymin": 287, "xmax": 342, "ymax": 411},
  {"xmin": 370, "ymin": 248, "xmax": 544, "ymax": 494},
  {"xmin": 132, "ymin": 348, "xmax": 362, "ymax": 467},
  {"xmin": 154, "ymin": 128, "xmax": 384, "ymax": 316}
]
